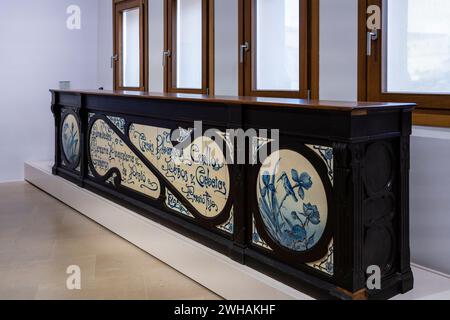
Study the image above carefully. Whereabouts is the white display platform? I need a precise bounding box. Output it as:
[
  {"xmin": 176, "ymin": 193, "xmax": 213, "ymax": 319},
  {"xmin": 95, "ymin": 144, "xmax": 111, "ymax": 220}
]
[{"xmin": 25, "ymin": 161, "xmax": 450, "ymax": 300}]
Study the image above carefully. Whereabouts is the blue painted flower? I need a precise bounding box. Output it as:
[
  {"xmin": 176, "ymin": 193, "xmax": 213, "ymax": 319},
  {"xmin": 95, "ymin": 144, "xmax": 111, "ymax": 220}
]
[
  {"xmin": 291, "ymin": 169, "xmax": 312, "ymax": 200},
  {"xmin": 289, "ymin": 225, "xmax": 307, "ymax": 242},
  {"xmin": 278, "ymin": 173, "xmax": 298, "ymax": 202},
  {"xmin": 291, "ymin": 211, "xmax": 303, "ymax": 223},
  {"xmin": 305, "ymin": 232, "xmax": 316, "ymax": 249},
  {"xmin": 302, "ymin": 203, "xmax": 320, "ymax": 225},
  {"xmin": 325, "ymin": 261, "xmax": 333, "ymax": 274},
  {"xmin": 261, "ymin": 172, "xmax": 275, "ymax": 198},
  {"xmin": 62, "ymin": 121, "xmax": 79, "ymax": 163},
  {"xmin": 324, "ymin": 148, "xmax": 333, "ymax": 160}
]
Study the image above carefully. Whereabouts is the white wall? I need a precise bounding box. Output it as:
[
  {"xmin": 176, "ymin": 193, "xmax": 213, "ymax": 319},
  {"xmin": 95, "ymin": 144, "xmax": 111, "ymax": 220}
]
[
  {"xmin": 97, "ymin": 0, "xmax": 113, "ymax": 90},
  {"xmin": 149, "ymin": 0, "xmax": 165, "ymax": 92},
  {"xmin": 215, "ymin": 0, "xmax": 239, "ymax": 96},
  {"xmin": 0, "ymin": 0, "xmax": 99, "ymax": 182},
  {"xmin": 410, "ymin": 128, "xmax": 450, "ymax": 275},
  {"xmin": 319, "ymin": 0, "xmax": 358, "ymax": 100}
]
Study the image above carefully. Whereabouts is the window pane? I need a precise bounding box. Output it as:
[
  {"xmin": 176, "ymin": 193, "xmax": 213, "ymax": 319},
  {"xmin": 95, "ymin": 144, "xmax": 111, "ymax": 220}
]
[
  {"xmin": 255, "ymin": 0, "xmax": 299, "ymax": 91},
  {"xmin": 175, "ymin": 0, "xmax": 203, "ymax": 89},
  {"xmin": 122, "ymin": 8, "xmax": 140, "ymax": 88},
  {"xmin": 386, "ymin": 0, "xmax": 450, "ymax": 94}
]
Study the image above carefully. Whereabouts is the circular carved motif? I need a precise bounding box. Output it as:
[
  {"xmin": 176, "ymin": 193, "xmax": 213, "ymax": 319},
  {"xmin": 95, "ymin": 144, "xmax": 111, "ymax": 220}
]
[
  {"xmin": 364, "ymin": 143, "xmax": 393, "ymax": 193},
  {"xmin": 62, "ymin": 114, "xmax": 80, "ymax": 165},
  {"xmin": 364, "ymin": 226, "xmax": 394, "ymax": 273},
  {"xmin": 256, "ymin": 149, "xmax": 328, "ymax": 252}
]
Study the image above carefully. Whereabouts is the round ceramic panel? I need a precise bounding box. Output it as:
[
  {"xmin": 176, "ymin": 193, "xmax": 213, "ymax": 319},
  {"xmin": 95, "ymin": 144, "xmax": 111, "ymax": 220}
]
[
  {"xmin": 257, "ymin": 149, "xmax": 328, "ymax": 252},
  {"xmin": 62, "ymin": 114, "xmax": 80, "ymax": 165}
]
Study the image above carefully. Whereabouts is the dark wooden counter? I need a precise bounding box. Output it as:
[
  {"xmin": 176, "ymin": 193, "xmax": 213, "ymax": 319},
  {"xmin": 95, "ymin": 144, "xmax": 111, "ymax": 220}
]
[
  {"xmin": 51, "ymin": 89, "xmax": 415, "ymax": 300},
  {"xmin": 52, "ymin": 89, "xmax": 414, "ymax": 112}
]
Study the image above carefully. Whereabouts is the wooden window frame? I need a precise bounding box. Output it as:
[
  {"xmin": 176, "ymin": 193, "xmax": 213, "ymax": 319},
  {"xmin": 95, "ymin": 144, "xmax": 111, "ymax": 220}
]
[
  {"xmin": 113, "ymin": 0, "xmax": 148, "ymax": 91},
  {"xmin": 238, "ymin": 0, "xmax": 319, "ymax": 99},
  {"xmin": 358, "ymin": 0, "xmax": 450, "ymax": 127},
  {"xmin": 164, "ymin": 0, "xmax": 213, "ymax": 95}
]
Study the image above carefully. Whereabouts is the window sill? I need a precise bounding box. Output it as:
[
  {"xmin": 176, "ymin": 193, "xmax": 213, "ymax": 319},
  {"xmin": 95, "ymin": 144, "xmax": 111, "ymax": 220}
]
[{"xmin": 413, "ymin": 109, "xmax": 450, "ymax": 128}]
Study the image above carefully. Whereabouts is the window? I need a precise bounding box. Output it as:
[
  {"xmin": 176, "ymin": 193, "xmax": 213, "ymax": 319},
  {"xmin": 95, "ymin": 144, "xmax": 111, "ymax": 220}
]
[
  {"xmin": 386, "ymin": 0, "xmax": 450, "ymax": 95},
  {"xmin": 113, "ymin": 0, "xmax": 148, "ymax": 91},
  {"xmin": 360, "ymin": 0, "xmax": 450, "ymax": 127},
  {"xmin": 164, "ymin": 0, "xmax": 211, "ymax": 94},
  {"xmin": 239, "ymin": 0, "xmax": 315, "ymax": 98}
]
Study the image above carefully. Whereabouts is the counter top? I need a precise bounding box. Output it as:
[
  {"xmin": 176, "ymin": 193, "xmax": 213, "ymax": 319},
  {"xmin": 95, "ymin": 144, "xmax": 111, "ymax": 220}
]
[{"xmin": 50, "ymin": 89, "xmax": 416, "ymax": 113}]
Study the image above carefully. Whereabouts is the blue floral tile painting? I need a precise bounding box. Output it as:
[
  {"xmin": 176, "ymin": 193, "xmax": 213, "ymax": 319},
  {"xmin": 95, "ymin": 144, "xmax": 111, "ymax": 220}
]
[
  {"xmin": 165, "ymin": 189, "xmax": 194, "ymax": 218},
  {"xmin": 307, "ymin": 240, "xmax": 334, "ymax": 275},
  {"xmin": 107, "ymin": 116, "xmax": 126, "ymax": 134},
  {"xmin": 252, "ymin": 216, "xmax": 273, "ymax": 250},
  {"xmin": 307, "ymin": 145, "xmax": 334, "ymax": 183},
  {"xmin": 62, "ymin": 114, "xmax": 80, "ymax": 165},
  {"xmin": 217, "ymin": 208, "xmax": 234, "ymax": 234},
  {"xmin": 257, "ymin": 150, "xmax": 328, "ymax": 252}
]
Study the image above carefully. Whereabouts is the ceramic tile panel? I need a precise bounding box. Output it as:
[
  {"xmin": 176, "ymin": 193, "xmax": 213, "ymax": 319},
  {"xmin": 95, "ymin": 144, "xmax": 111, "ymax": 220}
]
[
  {"xmin": 165, "ymin": 189, "xmax": 194, "ymax": 218},
  {"xmin": 256, "ymin": 149, "xmax": 328, "ymax": 252},
  {"xmin": 62, "ymin": 114, "xmax": 80, "ymax": 165},
  {"xmin": 89, "ymin": 119, "xmax": 160, "ymax": 199},
  {"xmin": 252, "ymin": 216, "xmax": 273, "ymax": 251},
  {"xmin": 129, "ymin": 124, "xmax": 230, "ymax": 218},
  {"xmin": 217, "ymin": 208, "xmax": 234, "ymax": 234},
  {"xmin": 307, "ymin": 145, "xmax": 334, "ymax": 184},
  {"xmin": 307, "ymin": 240, "xmax": 334, "ymax": 276}
]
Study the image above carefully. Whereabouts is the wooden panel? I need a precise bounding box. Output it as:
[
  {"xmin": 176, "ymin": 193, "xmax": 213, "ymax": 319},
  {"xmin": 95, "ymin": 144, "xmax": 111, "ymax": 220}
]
[
  {"xmin": 51, "ymin": 89, "xmax": 416, "ymax": 112},
  {"xmin": 413, "ymin": 109, "xmax": 450, "ymax": 128}
]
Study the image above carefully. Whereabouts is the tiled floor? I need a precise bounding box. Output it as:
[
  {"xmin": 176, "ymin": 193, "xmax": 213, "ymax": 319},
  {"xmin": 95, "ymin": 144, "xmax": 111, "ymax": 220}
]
[{"xmin": 0, "ymin": 182, "xmax": 221, "ymax": 300}]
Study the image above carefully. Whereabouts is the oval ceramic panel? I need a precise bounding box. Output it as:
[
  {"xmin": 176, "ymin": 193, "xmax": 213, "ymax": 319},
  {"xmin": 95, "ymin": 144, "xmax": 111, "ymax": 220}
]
[
  {"xmin": 257, "ymin": 149, "xmax": 328, "ymax": 252},
  {"xmin": 62, "ymin": 114, "xmax": 80, "ymax": 165}
]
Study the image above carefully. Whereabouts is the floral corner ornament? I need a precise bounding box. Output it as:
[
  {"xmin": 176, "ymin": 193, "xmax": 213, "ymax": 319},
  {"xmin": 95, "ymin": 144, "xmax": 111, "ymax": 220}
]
[
  {"xmin": 307, "ymin": 240, "xmax": 334, "ymax": 276},
  {"xmin": 217, "ymin": 208, "xmax": 234, "ymax": 234},
  {"xmin": 309, "ymin": 145, "xmax": 334, "ymax": 183},
  {"xmin": 107, "ymin": 116, "xmax": 126, "ymax": 134},
  {"xmin": 252, "ymin": 216, "xmax": 272, "ymax": 251}
]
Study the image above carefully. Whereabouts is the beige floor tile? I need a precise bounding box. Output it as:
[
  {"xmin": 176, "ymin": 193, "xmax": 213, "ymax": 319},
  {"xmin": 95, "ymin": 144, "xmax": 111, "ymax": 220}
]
[
  {"xmin": 0, "ymin": 181, "xmax": 220, "ymax": 300},
  {"xmin": 144, "ymin": 265, "xmax": 220, "ymax": 300},
  {"xmin": 0, "ymin": 251, "xmax": 12, "ymax": 267},
  {"xmin": 35, "ymin": 275, "xmax": 148, "ymax": 300},
  {"xmin": 6, "ymin": 255, "xmax": 96, "ymax": 289},
  {"xmin": 0, "ymin": 285, "xmax": 38, "ymax": 300},
  {"xmin": 94, "ymin": 251, "xmax": 160, "ymax": 280},
  {"xmin": 52, "ymin": 234, "xmax": 136, "ymax": 259}
]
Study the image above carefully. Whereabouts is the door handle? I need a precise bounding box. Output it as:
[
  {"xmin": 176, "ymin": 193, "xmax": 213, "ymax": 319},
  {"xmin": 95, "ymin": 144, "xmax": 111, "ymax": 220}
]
[
  {"xmin": 110, "ymin": 54, "xmax": 118, "ymax": 68},
  {"xmin": 162, "ymin": 50, "xmax": 171, "ymax": 66},
  {"xmin": 240, "ymin": 42, "xmax": 249, "ymax": 64},
  {"xmin": 367, "ymin": 29, "xmax": 378, "ymax": 56}
]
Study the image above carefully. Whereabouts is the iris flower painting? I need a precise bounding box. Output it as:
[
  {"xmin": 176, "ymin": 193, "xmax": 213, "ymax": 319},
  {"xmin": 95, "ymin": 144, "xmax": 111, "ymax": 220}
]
[
  {"xmin": 257, "ymin": 151, "xmax": 327, "ymax": 252},
  {"xmin": 62, "ymin": 115, "xmax": 80, "ymax": 164}
]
